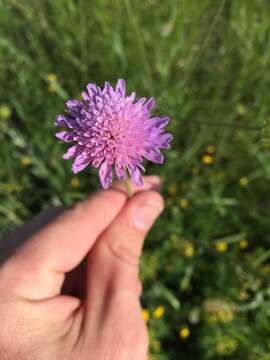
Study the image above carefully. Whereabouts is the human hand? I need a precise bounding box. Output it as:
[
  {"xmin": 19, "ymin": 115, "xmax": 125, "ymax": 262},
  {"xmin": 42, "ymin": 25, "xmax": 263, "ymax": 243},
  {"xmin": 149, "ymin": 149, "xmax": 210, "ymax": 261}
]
[{"xmin": 0, "ymin": 176, "xmax": 164, "ymax": 360}]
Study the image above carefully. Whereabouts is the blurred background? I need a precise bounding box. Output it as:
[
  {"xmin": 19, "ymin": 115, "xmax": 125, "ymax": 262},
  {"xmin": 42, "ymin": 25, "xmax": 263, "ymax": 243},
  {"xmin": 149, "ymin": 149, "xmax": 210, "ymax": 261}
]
[{"xmin": 1, "ymin": 0, "xmax": 270, "ymax": 359}]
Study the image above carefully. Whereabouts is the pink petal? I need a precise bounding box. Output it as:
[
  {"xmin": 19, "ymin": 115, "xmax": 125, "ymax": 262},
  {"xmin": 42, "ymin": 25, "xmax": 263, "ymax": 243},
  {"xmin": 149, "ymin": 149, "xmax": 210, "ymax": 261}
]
[
  {"xmin": 72, "ymin": 155, "xmax": 90, "ymax": 173},
  {"xmin": 153, "ymin": 117, "xmax": 170, "ymax": 128},
  {"xmin": 63, "ymin": 145, "xmax": 82, "ymax": 160},
  {"xmin": 159, "ymin": 133, "xmax": 173, "ymax": 149},
  {"xmin": 126, "ymin": 91, "xmax": 136, "ymax": 103},
  {"xmin": 81, "ymin": 91, "xmax": 90, "ymax": 101},
  {"xmin": 87, "ymin": 83, "xmax": 99, "ymax": 97},
  {"xmin": 55, "ymin": 115, "xmax": 67, "ymax": 127},
  {"xmin": 116, "ymin": 79, "xmax": 126, "ymax": 97},
  {"xmin": 55, "ymin": 131, "xmax": 73, "ymax": 142},
  {"xmin": 128, "ymin": 166, "xmax": 143, "ymax": 187},
  {"xmin": 142, "ymin": 149, "xmax": 164, "ymax": 164},
  {"xmin": 103, "ymin": 81, "xmax": 114, "ymax": 96},
  {"xmin": 115, "ymin": 161, "xmax": 126, "ymax": 181},
  {"xmin": 99, "ymin": 161, "xmax": 113, "ymax": 189},
  {"xmin": 144, "ymin": 98, "xmax": 155, "ymax": 111}
]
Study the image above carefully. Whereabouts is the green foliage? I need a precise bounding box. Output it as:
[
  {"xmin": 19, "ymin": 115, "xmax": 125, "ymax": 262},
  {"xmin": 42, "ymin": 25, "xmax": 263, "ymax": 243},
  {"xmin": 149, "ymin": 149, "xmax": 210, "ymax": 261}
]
[{"xmin": 1, "ymin": 0, "xmax": 270, "ymax": 358}]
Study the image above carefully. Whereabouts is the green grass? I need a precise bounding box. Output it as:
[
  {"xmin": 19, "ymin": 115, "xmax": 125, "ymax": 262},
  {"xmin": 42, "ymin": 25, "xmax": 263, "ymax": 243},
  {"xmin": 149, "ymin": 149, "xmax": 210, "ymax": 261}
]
[{"xmin": 1, "ymin": 0, "xmax": 270, "ymax": 358}]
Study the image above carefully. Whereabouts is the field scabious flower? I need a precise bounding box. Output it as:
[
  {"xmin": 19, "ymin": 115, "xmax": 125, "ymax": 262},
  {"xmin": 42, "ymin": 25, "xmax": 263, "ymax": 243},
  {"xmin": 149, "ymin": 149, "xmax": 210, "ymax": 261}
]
[{"xmin": 55, "ymin": 79, "xmax": 172, "ymax": 189}]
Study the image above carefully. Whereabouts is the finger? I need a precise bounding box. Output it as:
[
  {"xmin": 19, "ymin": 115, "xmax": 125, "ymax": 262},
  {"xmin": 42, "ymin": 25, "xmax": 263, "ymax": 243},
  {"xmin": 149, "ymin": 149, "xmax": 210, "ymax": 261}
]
[
  {"xmin": 61, "ymin": 176, "xmax": 161, "ymax": 299},
  {"xmin": 85, "ymin": 190, "xmax": 164, "ymax": 323},
  {"xmin": 1, "ymin": 189, "xmax": 127, "ymax": 300}
]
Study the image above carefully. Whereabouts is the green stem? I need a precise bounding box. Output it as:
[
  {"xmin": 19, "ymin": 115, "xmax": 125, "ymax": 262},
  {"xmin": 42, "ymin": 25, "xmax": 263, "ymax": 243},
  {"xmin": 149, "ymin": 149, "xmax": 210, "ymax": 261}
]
[{"xmin": 124, "ymin": 178, "xmax": 132, "ymax": 198}]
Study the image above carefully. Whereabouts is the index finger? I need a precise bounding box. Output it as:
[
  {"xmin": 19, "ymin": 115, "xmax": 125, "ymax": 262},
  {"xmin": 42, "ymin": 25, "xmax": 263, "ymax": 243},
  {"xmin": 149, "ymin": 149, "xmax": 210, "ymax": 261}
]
[{"xmin": 1, "ymin": 176, "xmax": 160, "ymax": 300}]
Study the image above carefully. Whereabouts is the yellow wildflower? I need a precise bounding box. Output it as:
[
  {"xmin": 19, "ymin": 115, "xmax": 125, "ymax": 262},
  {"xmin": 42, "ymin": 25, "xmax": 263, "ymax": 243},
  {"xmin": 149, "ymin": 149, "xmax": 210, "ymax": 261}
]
[
  {"xmin": 70, "ymin": 176, "xmax": 80, "ymax": 188},
  {"xmin": 178, "ymin": 198, "xmax": 189, "ymax": 209},
  {"xmin": 20, "ymin": 156, "xmax": 31, "ymax": 167},
  {"xmin": 153, "ymin": 305, "xmax": 165, "ymax": 319},
  {"xmin": 215, "ymin": 241, "xmax": 228, "ymax": 252},
  {"xmin": 201, "ymin": 154, "xmax": 214, "ymax": 165},
  {"xmin": 206, "ymin": 144, "xmax": 216, "ymax": 154},
  {"xmin": 239, "ymin": 239, "xmax": 249, "ymax": 249},
  {"xmin": 0, "ymin": 105, "xmax": 11, "ymax": 119},
  {"xmin": 184, "ymin": 243, "xmax": 195, "ymax": 258},
  {"xmin": 47, "ymin": 73, "xmax": 58, "ymax": 82},
  {"xmin": 142, "ymin": 309, "xmax": 150, "ymax": 322},
  {"xmin": 239, "ymin": 177, "xmax": 248, "ymax": 187},
  {"xmin": 179, "ymin": 326, "xmax": 190, "ymax": 339},
  {"xmin": 48, "ymin": 83, "xmax": 57, "ymax": 93}
]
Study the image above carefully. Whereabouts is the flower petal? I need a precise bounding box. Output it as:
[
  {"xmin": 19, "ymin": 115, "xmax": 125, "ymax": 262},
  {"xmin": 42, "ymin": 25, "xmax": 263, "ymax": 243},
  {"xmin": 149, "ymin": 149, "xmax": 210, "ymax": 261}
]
[
  {"xmin": 72, "ymin": 155, "xmax": 91, "ymax": 173},
  {"xmin": 81, "ymin": 91, "xmax": 90, "ymax": 101},
  {"xmin": 92, "ymin": 157, "xmax": 103, "ymax": 168},
  {"xmin": 55, "ymin": 115, "xmax": 68, "ymax": 127},
  {"xmin": 144, "ymin": 97, "xmax": 155, "ymax": 111},
  {"xmin": 66, "ymin": 100, "xmax": 82, "ymax": 110},
  {"xmin": 127, "ymin": 166, "xmax": 143, "ymax": 186},
  {"xmin": 115, "ymin": 161, "xmax": 126, "ymax": 181},
  {"xmin": 87, "ymin": 83, "xmax": 99, "ymax": 97},
  {"xmin": 55, "ymin": 131, "xmax": 73, "ymax": 142},
  {"xmin": 116, "ymin": 79, "xmax": 126, "ymax": 97},
  {"xmin": 153, "ymin": 117, "xmax": 170, "ymax": 129},
  {"xmin": 103, "ymin": 81, "xmax": 114, "ymax": 96},
  {"xmin": 159, "ymin": 133, "xmax": 173, "ymax": 149},
  {"xmin": 99, "ymin": 161, "xmax": 113, "ymax": 189},
  {"xmin": 126, "ymin": 91, "xmax": 136, "ymax": 103},
  {"xmin": 142, "ymin": 149, "xmax": 164, "ymax": 164},
  {"xmin": 63, "ymin": 145, "xmax": 82, "ymax": 160}
]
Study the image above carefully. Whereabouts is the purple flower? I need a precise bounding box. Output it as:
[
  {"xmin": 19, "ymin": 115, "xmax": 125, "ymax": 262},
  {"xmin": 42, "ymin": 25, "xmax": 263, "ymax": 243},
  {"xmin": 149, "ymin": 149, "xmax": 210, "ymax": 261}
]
[{"xmin": 55, "ymin": 79, "xmax": 172, "ymax": 189}]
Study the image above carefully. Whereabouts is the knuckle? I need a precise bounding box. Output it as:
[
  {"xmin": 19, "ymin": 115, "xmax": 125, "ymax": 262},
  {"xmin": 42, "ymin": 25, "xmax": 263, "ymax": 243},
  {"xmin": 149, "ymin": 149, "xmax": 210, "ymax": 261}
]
[{"xmin": 105, "ymin": 235, "xmax": 142, "ymax": 270}]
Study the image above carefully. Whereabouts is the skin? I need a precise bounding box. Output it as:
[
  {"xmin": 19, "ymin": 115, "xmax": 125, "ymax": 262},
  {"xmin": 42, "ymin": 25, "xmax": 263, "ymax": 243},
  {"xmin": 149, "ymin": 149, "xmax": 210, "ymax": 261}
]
[{"xmin": 0, "ymin": 175, "xmax": 164, "ymax": 360}]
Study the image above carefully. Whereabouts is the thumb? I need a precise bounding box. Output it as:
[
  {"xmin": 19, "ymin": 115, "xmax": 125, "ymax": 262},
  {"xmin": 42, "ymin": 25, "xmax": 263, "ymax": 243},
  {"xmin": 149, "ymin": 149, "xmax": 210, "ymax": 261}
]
[{"xmin": 85, "ymin": 190, "xmax": 164, "ymax": 323}]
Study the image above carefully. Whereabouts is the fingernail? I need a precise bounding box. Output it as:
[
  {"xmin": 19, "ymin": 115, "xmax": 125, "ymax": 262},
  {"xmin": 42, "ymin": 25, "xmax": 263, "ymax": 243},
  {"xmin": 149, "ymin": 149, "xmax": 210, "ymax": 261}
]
[
  {"xmin": 133, "ymin": 199, "xmax": 164, "ymax": 231},
  {"xmin": 146, "ymin": 175, "xmax": 161, "ymax": 186},
  {"xmin": 145, "ymin": 176, "xmax": 161, "ymax": 191}
]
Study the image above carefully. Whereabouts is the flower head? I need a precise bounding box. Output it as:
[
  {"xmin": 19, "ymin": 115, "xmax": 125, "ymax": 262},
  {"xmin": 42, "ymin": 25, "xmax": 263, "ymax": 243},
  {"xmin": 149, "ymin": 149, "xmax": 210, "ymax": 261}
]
[
  {"xmin": 201, "ymin": 153, "xmax": 214, "ymax": 165},
  {"xmin": 141, "ymin": 309, "xmax": 150, "ymax": 322},
  {"xmin": 55, "ymin": 79, "xmax": 172, "ymax": 188},
  {"xmin": 153, "ymin": 305, "xmax": 165, "ymax": 318},
  {"xmin": 179, "ymin": 326, "xmax": 190, "ymax": 339},
  {"xmin": 215, "ymin": 241, "xmax": 228, "ymax": 252}
]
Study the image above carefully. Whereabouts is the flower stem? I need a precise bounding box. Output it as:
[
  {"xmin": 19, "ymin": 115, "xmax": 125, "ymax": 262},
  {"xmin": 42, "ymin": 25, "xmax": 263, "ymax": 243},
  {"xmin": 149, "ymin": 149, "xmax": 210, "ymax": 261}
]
[{"xmin": 124, "ymin": 178, "xmax": 132, "ymax": 198}]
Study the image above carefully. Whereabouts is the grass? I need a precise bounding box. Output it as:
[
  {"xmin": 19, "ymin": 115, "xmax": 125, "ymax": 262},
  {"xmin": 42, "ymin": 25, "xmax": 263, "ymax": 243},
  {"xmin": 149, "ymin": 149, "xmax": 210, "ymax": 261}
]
[{"xmin": 1, "ymin": 0, "xmax": 270, "ymax": 358}]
